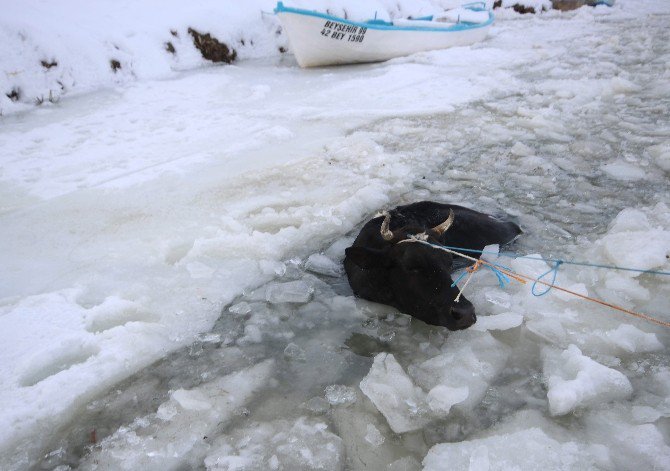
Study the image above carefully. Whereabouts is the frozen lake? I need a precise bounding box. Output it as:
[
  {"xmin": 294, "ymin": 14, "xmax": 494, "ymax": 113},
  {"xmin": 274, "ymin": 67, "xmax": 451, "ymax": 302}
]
[{"xmin": 1, "ymin": 2, "xmax": 669, "ymax": 470}]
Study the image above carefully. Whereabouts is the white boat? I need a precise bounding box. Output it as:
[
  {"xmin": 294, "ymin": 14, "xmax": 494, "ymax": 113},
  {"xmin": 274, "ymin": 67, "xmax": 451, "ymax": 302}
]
[{"xmin": 275, "ymin": 2, "xmax": 494, "ymax": 68}]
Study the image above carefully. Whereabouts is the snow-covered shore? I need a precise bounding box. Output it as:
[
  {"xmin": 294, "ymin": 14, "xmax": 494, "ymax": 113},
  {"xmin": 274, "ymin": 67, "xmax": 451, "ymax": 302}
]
[
  {"xmin": 1, "ymin": 0, "xmax": 669, "ymax": 469},
  {"xmin": 0, "ymin": 0, "xmax": 480, "ymax": 116}
]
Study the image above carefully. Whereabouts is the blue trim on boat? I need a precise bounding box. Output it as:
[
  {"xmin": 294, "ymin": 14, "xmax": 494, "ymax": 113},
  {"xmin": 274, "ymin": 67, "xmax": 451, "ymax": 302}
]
[
  {"xmin": 462, "ymin": 2, "xmax": 488, "ymax": 10},
  {"xmin": 274, "ymin": 2, "xmax": 494, "ymax": 32}
]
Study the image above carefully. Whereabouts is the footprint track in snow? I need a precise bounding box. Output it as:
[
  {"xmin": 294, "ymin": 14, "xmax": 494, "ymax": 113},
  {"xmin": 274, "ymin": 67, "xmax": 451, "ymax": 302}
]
[
  {"xmin": 19, "ymin": 341, "xmax": 100, "ymax": 388},
  {"xmin": 82, "ymin": 296, "xmax": 160, "ymax": 333}
]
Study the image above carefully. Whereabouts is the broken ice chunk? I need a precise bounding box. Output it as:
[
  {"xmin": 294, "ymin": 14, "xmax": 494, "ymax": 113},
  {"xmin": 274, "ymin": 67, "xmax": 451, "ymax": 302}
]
[
  {"xmin": 265, "ymin": 280, "xmax": 314, "ymax": 304},
  {"xmin": 631, "ymin": 406, "xmax": 664, "ymax": 424},
  {"xmin": 204, "ymin": 417, "xmax": 343, "ymax": 471},
  {"xmin": 359, "ymin": 353, "xmax": 430, "ymax": 433},
  {"xmin": 525, "ymin": 317, "xmax": 568, "ymax": 345},
  {"xmin": 259, "ymin": 259, "xmax": 287, "ymax": 276},
  {"xmin": 80, "ymin": 360, "xmax": 274, "ymax": 469},
  {"xmin": 283, "ymin": 342, "xmax": 306, "ymax": 362},
  {"xmin": 388, "ymin": 456, "xmax": 422, "ymax": 470},
  {"xmin": 423, "ymin": 427, "xmax": 603, "ymax": 471},
  {"xmin": 171, "ymin": 388, "xmax": 213, "ymax": 411},
  {"xmin": 426, "ymin": 385, "xmax": 469, "ymax": 415},
  {"xmin": 584, "ymin": 409, "xmax": 670, "ymax": 470},
  {"xmin": 185, "ymin": 261, "xmax": 215, "ymax": 279},
  {"xmin": 483, "ymin": 289, "xmax": 512, "ymax": 310},
  {"xmin": 303, "ymin": 396, "xmax": 330, "ymax": 414},
  {"xmin": 305, "ymin": 253, "xmax": 343, "ymax": 277},
  {"xmin": 543, "ymin": 345, "xmax": 633, "ymax": 416},
  {"xmin": 228, "ymin": 301, "xmax": 252, "ymax": 316},
  {"xmin": 325, "ymin": 384, "xmax": 357, "ymax": 406},
  {"xmin": 411, "ymin": 331, "xmax": 510, "ymax": 413},
  {"xmin": 240, "ymin": 324, "xmax": 263, "ymax": 344},
  {"xmin": 599, "ymin": 324, "xmax": 663, "ymax": 354},
  {"xmin": 364, "ymin": 424, "xmax": 385, "ymax": 447},
  {"xmin": 471, "ymin": 312, "xmax": 523, "ymax": 332},
  {"xmin": 600, "ymin": 228, "xmax": 670, "ymax": 273}
]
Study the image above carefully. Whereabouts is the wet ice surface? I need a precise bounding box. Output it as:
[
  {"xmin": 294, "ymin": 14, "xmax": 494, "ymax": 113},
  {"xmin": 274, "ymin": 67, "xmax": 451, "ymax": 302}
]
[{"xmin": 3, "ymin": 3, "xmax": 670, "ymax": 471}]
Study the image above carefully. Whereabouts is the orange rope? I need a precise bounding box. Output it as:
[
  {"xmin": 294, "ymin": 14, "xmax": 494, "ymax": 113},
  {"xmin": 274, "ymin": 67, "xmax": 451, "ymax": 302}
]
[
  {"xmin": 477, "ymin": 259, "xmax": 670, "ymax": 329},
  {"xmin": 454, "ymin": 259, "xmax": 482, "ymax": 302},
  {"xmin": 401, "ymin": 237, "xmax": 670, "ymax": 328}
]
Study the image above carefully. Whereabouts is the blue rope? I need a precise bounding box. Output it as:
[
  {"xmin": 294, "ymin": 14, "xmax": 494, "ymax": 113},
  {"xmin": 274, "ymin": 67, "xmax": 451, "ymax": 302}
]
[
  {"xmin": 439, "ymin": 245, "xmax": 670, "ymax": 277},
  {"xmin": 451, "ymin": 262, "xmax": 512, "ymax": 289},
  {"xmin": 439, "ymin": 242, "xmax": 668, "ymax": 296},
  {"xmin": 450, "ymin": 271, "xmax": 468, "ymax": 287},
  {"xmin": 489, "ymin": 263, "xmax": 512, "ymax": 288},
  {"xmin": 532, "ymin": 260, "xmax": 563, "ymax": 296}
]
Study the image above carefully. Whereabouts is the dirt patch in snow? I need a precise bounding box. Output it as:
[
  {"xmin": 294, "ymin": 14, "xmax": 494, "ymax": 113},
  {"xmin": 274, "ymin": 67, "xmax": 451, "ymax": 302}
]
[{"xmin": 187, "ymin": 28, "xmax": 237, "ymax": 64}]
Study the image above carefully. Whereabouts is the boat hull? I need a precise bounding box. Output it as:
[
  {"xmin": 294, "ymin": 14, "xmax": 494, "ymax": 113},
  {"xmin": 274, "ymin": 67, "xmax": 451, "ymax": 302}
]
[{"xmin": 276, "ymin": 5, "xmax": 493, "ymax": 68}]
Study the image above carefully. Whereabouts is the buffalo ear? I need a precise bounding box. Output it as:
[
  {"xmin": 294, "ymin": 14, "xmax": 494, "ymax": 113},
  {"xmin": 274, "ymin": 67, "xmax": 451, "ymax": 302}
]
[{"xmin": 345, "ymin": 247, "xmax": 390, "ymax": 269}]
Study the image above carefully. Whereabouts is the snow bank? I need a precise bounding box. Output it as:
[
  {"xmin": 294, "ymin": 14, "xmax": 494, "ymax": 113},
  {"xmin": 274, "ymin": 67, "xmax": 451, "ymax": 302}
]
[
  {"xmin": 0, "ymin": 0, "xmax": 280, "ymax": 115},
  {"xmin": 0, "ymin": 0, "xmax": 480, "ymax": 115}
]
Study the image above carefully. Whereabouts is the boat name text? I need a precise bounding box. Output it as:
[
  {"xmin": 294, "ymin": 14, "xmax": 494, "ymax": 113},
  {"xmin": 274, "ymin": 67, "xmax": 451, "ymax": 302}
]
[{"xmin": 321, "ymin": 21, "xmax": 367, "ymax": 42}]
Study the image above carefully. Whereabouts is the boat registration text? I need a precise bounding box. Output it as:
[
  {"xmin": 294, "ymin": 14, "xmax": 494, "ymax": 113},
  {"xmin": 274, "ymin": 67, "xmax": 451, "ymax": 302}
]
[{"xmin": 321, "ymin": 21, "xmax": 367, "ymax": 43}]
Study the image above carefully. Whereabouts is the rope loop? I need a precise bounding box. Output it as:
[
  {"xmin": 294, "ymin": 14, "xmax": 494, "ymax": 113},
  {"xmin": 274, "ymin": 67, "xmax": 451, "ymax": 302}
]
[{"xmin": 532, "ymin": 260, "xmax": 563, "ymax": 296}]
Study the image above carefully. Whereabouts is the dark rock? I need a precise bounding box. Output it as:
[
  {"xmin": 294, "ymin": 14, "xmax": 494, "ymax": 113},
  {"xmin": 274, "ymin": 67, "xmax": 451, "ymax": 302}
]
[
  {"xmin": 187, "ymin": 27, "xmax": 237, "ymax": 64},
  {"xmin": 41, "ymin": 59, "xmax": 58, "ymax": 69},
  {"xmin": 513, "ymin": 4, "xmax": 536, "ymax": 13},
  {"xmin": 6, "ymin": 88, "xmax": 20, "ymax": 102},
  {"xmin": 493, "ymin": 1, "xmax": 544, "ymax": 14},
  {"xmin": 552, "ymin": 0, "xmax": 603, "ymax": 11}
]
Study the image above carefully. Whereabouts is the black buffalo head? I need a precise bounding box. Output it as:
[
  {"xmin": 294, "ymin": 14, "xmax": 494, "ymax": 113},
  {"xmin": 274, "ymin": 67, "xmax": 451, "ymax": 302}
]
[{"xmin": 344, "ymin": 202, "xmax": 522, "ymax": 331}]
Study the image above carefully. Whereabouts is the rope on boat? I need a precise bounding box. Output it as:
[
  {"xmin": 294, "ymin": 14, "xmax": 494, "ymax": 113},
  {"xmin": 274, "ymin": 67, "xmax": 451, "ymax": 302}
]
[{"xmin": 398, "ymin": 237, "xmax": 670, "ymax": 328}]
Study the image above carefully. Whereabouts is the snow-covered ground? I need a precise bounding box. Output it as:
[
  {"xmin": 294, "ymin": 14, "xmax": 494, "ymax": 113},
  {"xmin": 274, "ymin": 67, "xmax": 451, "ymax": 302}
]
[{"xmin": 1, "ymin": 0, "xmax": 669, "ymax": 469}]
